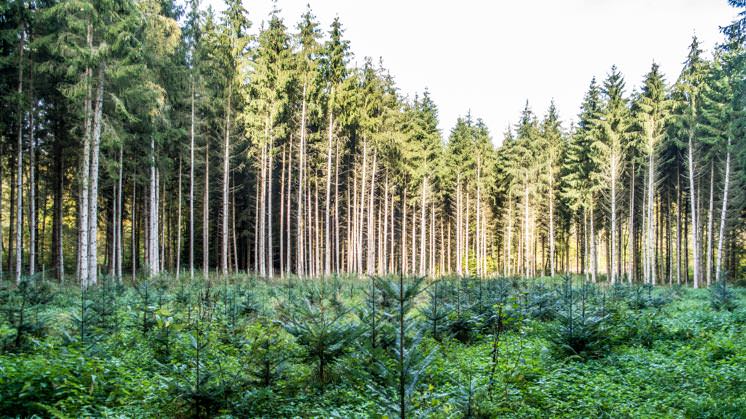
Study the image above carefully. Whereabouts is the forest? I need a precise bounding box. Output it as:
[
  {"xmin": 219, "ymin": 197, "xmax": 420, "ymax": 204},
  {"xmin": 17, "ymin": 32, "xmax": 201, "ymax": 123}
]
[{"xmin": 0, "ymin": 0, "xmax": 745, "ymax": 417}]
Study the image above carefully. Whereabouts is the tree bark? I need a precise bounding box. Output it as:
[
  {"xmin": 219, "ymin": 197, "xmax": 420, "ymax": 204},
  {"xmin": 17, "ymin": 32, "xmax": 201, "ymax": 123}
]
[
  {"xmin": 687, "ymin": 129, "xmax": 700, "ymax": 288},
  {"xmin": 222, "ymin": 83, "xmax": 231, "ymax": 276},
  {"xmin": 645, "ymin": 152, "xmax": 655, "ymax": 285},
  {"xmin": 176, "ymin": 157, "xmax": 182, "ymax": 278},
  {"xmin": 715, "ymin": 136, "xmax": 731, "ymax": 282},
  {"xmin": 189, "ymin": 76, "xmax": 195, "ymax": 280},
  {"xmin": 324, "ymin": 89, "xmax": 334, "ymax": 276},
  {"xmin": 28, "ymin": 61, "xmax": 36, "ymax": 278},
  {"xmin": 87, "ymin": 64, "xmax": 104, "ymax": 286},
  {"xmin": 705, "ymin": 162, "xmax": 714, "ymax": 286},
  {"xmin": 203, "ymin": 138, "xmax": 209, "ymax": 280},
  {"xmin": 15, "ymin": 22, "xmax": 26, "ymax": 283}
]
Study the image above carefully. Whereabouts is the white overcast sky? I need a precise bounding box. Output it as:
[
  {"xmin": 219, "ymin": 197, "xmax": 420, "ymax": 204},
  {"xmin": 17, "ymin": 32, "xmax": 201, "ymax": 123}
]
[{"xmin": 203, "ymin": 0, "xmax": 739, "ymax": 143}]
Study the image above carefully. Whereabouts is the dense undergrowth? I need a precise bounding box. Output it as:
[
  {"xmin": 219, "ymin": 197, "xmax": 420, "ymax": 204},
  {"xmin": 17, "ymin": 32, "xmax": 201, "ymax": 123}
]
[{"xmin": 0, "ymin": 274, "xmax": 744, "ymax": 418}]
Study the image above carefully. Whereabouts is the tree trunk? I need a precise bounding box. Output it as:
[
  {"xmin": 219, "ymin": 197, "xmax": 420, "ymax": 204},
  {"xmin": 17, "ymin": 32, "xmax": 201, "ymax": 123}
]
[
  {"xmin": 77, "ymin": 22, "xmax": 93, "ymax": 286},
  {"xmin": 28, "ymin": 63, "xmax": 36, "ymax": 278},
  {"xmin": 176, "ymin": 157, "xmax": 182, "ymax": 278},
  {"xmin": 419, "ymin": 177, "xmax": 427, "ymax": 276},
  {"xmin": 286, "ymin": 138, "xmax": 293, "ymax": 275},
  {"xmin": 297, "ymin": 82, "xmax": 307, "ymax": 276},
  {"xmin": 324, "ymin": 90, "xmax": 334, "ymax": 276},
  {"xmin": 149, "ymin": 136, "xmax": 159, "ymax": 278},
  {"xmin": 0, "ymin": 146, "xmax": 4, "ymax": 280},
  {"xmin": 676, "ymin": 164, "xmax": 682, "ymax": 285},
  {"xmin": 455, "ymin": 176, "xmax": 461, "ymax": 276},
  {"xmin": 335, "ymin": 141, "xmax": 341, "ymax": 273},
  {"xmin": 549, "ymin": 168, "xmax": 555, "ymax": 277},
  {"xmin": 687, "ymin": 133, "xmax": 700, "ymax": 288},
  {"xmin": 610, "ymin": 154, "xmax": 617, "ymax": 284},
  {"xmin": 117, "ymin": 145, "xmax": 123, "ymax": 280},
  {"xmin": 523, "ymin": 175, "xmax": 529, "ymax": 278},
  {"xmin": 222, "ymin": 84, "xmax": 231, "ymax": 276},
  {"xmin": 15, "ymin": 21, "xmax": 26, "ymax": 283},
  {"xmin": 590, "ymin": 203, "xmax": 597, "ymax": 283},
  {"xmin": 189, "ymin": 76, "xmax": 195, "ymax": 280},
  {"xmin": 402, "ymin": 187, "xmax": 408, "ymax": 275},
  {"xmin": 645, "ymin": 152, "xmax": 655, "ymax": 285},
  {"xmin": 367, "ymin": 151, "xmax": 377, "ymax": 275},
  {"xmin": 131, "ymin": 185, "xmax": 136, "ymax": 280},
  {"xmin": 715, "ymin": 136, "xmax": 731, "ymax": 282},
  {"xmin": 705, "ymin": 162, "xmax": 714, "ymax": 286},
  {"xmin": 203, "ymin": 138, "xmax": 209, "ymax": 280},
  {"xmin": 383, "ymin": 171, "xmax": 389, "ymax": 275},
  {"xmin": 87, "ymin": 64, "xmax": 104, "ymax": 287},
  {"xmin": 267, "ymin": 124, "xmax": 274, "ymax": 278},
  {"xmin": 280, "ymin": 145, "xmax": 286, "ymax": 278}
]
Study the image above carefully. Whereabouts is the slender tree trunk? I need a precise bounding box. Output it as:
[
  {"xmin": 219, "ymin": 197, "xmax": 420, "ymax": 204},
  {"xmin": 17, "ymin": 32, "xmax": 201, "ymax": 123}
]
[
  {"xmin": 419, "ymin": 177, "xmax": 427, "ymax": 276},
  {"xmin": 582, "ymin": 211, "xmax": 588, "ymax": 281},
  {"xmin": 610, "ymin": 156, "xmax": 617, "ymax": 284},
  {"xmin": 367, "ymin": 151, "xmax": 377, "ymax": 275},
  {"xmin": 297, "ymin": 83, "xmax": 307, "ymax": 276},
  {"xmin": 506, "ymin": 193, "xmax": 513, "ymax": 277},
  {"xmin": 286, "ymin": 137, "xmax": 293, "ymax": 275},
  {"xmin": 189, "ymin": 76, "xmax": 195, "ymax": 280},
  {"xmin": 402, "ymin": 187, "xmax": 407, "ymax": 275},
  {"xmin": 314, "ymin": 176, "xmax": 320, "ymax": 276},
  {"xmin": 465, "ymin": 190, "xmax": 470, "ymax": 276},
  {"xmin": 523, "ymin": 175, "xmax": 529, "ymax": 278},
  {"xmin": 687, "ymin": 132, "xmax": 700, "ymax": 288},
  {"xmin": 455, "ymin": 176, "xmax": 461, "ymax": 276},
  {"xmin": 389, "ymin": 185, "xmax": 396, "ymax": 273},
  {"xmin": 232, "ymin": 174, "xmax": 238, "ymax": 272},
  {"xmin": 28, "ymin": 83, "xmax": 36, "ymax": 277},
  {"xmin": 8, "ymin": 152, "xmax": 15, "ymax": 278},
  {"xmin": 549, "ymin": 169, "xmax": 555, "ymax": 277},
  {"xmin": 116, "ymin": 146, "xmax": 123, "ymax": 280},
  {"xmin": 111, "ymin": 185, "xmax": 117, "ymax": 278},
  {"xmin": 131, "ymin": 185, "xmax": 136, "ymax": 280},
  {"xmin": 431, "ymin": 202, "xmax": 436, "ymax": 276},
  {"xmin": 267, "ymin": 126, "xmax": 274, "ymax": 278},
  {"xmin": 324, "ymin": 90, "xmax": 334, "ymax": 276},
  {"xmin": 280, "ymin": 145, "xmax": 286, "ymax": 278},
  {"xmin": 259, "ymin": 119, "xmax": 267, "ymax": 277},
  {"xmin": 411, "ymin": 201, "xmax": 416, "ymax": 275},
  {"xmin": 676, "ymin": 165, "xmax": 682, "ymax": 285},
  {"xmin": 86, "ymin": 64, "xmax": 104, "ymax": 286},
  {"xmin": 590, "ymin": 202, "xmax": 597, "ymax": 283},
  {"xmin": 476, "ymin": 160, "xmax": 481, "ymax": 277},
  {"xmin": 176, "ymin": 157, "xmax": 182, "ymax": 279},
  {"xmin": 15, "ymin": 21, "xmax": 26, "ymax": 283},
  {"xmin": 705, "ymin": 162, "xmax": 714, "ymax": 286},
  {"xmin": 684, "ymin": 202, "xmax": 690, "ymax": 285},
  {"xmin": 335, "ymin": 141, "xmax": 341, "ymax": 274},
  {"xmin": 645, "ymin": 152, "xmax": 655, "ymax": 285},
  {"xmin": 666, "ymin": 188, "xmax": 672, "ymax": 284},
  {"xmin": 221, "ymin": 84, "xmax": 231, "ymax": 276},
  {"xmin": 358, "ymin": 142, "xmax": 368, "ymax": 274},
  {"xmin": 715, "ymin": 136, "xmax": 731, "ymax": 282},
  {"xmin": 149, "ymin": 136, "xmax": 160, "ymax": 278},
  {"xmin": 77, "ymin": 22, "xmax": 93, "ymax": 286},
  {"xmin": 203, "ymin": 139, "xmax": 209, "ymax": 280},
  {"xmin": 0, "ymin": 146, "xmax": 4, "ymax": 280},
  {"xmin": 383, "ymin": 172, "xmax": 389, "ymax": 275},
  {"xmin": 627, "ymin": 161, "xmax": 636, "ymax": 283}
]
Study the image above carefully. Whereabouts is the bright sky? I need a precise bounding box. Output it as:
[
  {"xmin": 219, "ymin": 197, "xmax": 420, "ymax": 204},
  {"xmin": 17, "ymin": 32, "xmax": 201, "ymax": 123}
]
[{"xmin": 204, "ymin": 0, "xmax": 739, "ymax": 143}]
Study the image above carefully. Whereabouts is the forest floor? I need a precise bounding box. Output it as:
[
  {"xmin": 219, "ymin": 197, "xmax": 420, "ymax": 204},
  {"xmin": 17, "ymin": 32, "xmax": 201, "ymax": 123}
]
[{"xmin": 0, "ymin": 275, "xmax": 744, "ymax": 418}]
